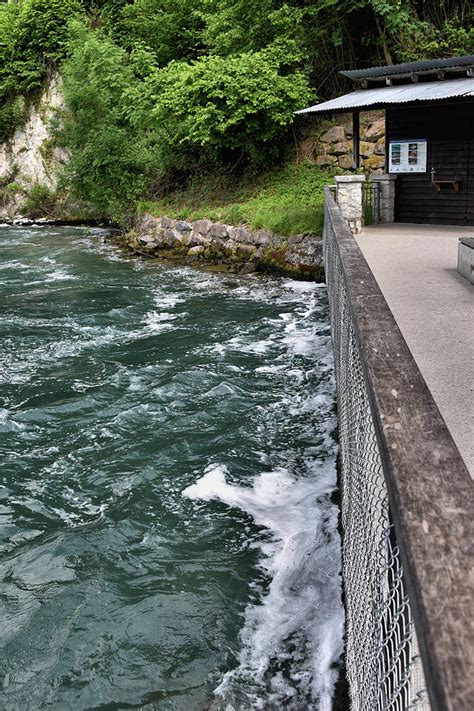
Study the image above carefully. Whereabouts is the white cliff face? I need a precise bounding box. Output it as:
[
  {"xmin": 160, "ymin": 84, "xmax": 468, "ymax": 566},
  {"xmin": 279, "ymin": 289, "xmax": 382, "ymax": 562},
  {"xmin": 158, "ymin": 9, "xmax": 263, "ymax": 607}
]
[{"xmin": 0, "ymin": 74, "xmax": 69, "ymax": 217}]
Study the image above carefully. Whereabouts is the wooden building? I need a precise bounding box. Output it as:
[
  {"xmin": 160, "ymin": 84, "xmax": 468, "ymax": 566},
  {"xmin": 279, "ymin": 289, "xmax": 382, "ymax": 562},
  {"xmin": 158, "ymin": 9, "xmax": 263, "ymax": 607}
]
[{"xmin": 298, "ymin": 55, "xmax": 474, "ymax": 226}]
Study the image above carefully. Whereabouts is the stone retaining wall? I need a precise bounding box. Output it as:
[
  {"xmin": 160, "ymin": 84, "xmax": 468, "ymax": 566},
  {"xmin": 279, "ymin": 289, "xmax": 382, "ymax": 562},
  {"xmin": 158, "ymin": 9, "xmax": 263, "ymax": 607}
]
[
  {"xmin": 126, "ymin": 214, "xmax": 324, "ymax": 279},
  {"xmin": 301, "ymin": 114, "xmax": 386, "ymax": 173}
]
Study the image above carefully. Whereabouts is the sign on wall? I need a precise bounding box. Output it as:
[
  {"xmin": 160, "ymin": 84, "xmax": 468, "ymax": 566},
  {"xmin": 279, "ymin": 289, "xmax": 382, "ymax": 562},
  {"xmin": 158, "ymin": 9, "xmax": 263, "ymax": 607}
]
[{"xmin": 389, "ymin": 139, "xmax": 427, "ymax": 173}]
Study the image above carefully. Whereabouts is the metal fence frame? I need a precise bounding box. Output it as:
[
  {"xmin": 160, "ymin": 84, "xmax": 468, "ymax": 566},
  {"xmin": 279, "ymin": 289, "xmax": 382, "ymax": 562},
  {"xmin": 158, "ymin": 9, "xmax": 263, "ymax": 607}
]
[
  {"xmin": 323, "ymin": 188, "xmax": 473, "ymax": 711},
  {"xmin": 362, "ymin": 180, "xmax": 381, "ymax": 225}
]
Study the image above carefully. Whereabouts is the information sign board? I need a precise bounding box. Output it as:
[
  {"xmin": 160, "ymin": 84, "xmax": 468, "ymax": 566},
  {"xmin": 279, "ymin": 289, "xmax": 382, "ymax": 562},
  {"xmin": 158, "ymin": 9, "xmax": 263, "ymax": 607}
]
[{"xmin": 389, "ymin": 139, "xmax": 427, "ymax": 173}]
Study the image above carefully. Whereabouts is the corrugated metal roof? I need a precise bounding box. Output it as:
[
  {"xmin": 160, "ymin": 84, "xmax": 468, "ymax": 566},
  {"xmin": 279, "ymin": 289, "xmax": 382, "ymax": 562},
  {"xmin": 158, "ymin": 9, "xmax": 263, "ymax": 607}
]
[
  {"xmin": 296, "ymin": 77, "xmax": 474, "ymax": 115},
  {"xmin": 341, "ymin": 54, "xmax": 474, "ymax": 80}
]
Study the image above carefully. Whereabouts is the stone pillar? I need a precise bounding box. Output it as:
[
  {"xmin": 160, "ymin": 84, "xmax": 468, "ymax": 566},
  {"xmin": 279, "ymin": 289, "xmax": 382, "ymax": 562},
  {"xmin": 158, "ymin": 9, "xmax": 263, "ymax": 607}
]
[
  {"xmin": 371, "ymin": 174, "xmax": 396, "ymax": 223},
  {"xmin": 335, "ymin": 175, "xmax": 365, "ymax": 234}
]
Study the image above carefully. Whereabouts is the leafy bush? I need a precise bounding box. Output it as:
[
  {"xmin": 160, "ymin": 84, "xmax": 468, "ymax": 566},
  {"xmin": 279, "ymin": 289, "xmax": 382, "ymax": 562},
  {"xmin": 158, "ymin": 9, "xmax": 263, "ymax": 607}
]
[
  {"xmin": 119, "ymin": 0, "xmax": 204, "ymax": 64},
  {"xmin": 59, "ymin": 22, "xmax": 164, "ymax": 221},
  {"xmin": 129, "ymin": 49, "xmax": 312, "ymax": 166},
  {"xmin": 22, "ymin": 183, "xmax": 57, "ymax": 217}
]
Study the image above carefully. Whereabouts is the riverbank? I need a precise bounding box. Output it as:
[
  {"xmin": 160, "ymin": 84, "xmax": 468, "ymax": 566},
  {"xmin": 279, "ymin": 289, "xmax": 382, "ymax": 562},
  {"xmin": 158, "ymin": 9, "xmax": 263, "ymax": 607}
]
[{"xmin": 122, "ymin": 213, "xmax": 324, "ymax": 280}]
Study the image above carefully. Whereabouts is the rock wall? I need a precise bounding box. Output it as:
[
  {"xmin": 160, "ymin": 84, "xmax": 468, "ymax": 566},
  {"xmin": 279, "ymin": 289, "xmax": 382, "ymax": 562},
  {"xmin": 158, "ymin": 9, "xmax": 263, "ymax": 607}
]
[
  {"xmin": 0, "ymin": 74, "xmax": 68, "ymax": 218},
  {"xmin": 301, "ymin": 113, "xmax": 386, "ymax": 173},
  {"xmin": 126, "ymin": 214, "xmax": 324, "ymax": 279}
]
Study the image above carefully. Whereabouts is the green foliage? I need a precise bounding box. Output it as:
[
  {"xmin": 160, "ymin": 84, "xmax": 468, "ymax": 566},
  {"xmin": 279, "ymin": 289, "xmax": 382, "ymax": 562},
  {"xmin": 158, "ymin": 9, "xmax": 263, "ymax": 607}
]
[
  {"xmin": 59, "ymin": 22, "xmax": 164, "ymax": 221},
  {"xmin": 128, "ymin": 50, "xmax": 312, "ymax": 165},
  {"xmin": 0, "ymin": 96, "xmax": 27, "ymax": 142},
  {"xmin": 22, "ymin": 183, "xmax": 57, "ymax": 217},
  {"xmin": 119, "ymin": 0, "xmax": 204, "ymax": 64},
  {"xmin": 202, "ymin": 1, "xmax": 304, "ymax": 58},
  {"xmin": 59, "ymin": 14, "xmax": 312, "ymax": 218},
  {"xmin": 141, "ymin": 163, "xmax": 333, "ymax": 236},
  {"xmin": 0, "ymin": 0, "xmax": 84, "ymax": 137}
]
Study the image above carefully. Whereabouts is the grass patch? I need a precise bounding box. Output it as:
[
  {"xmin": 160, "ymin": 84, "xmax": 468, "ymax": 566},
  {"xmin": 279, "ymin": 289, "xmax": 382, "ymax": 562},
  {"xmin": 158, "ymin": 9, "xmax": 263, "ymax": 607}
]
[{"xmin": 139, "ymin": 162, "xmax": 336, "ymax": 236}]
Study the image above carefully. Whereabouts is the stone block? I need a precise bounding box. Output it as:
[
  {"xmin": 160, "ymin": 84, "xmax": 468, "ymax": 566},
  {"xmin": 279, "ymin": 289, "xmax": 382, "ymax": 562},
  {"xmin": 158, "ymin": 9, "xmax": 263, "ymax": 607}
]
[
  {"xmin": 160, "ymin": 216, "xmax": 174, "ymax": 229},
  {"xmin": 139, "ymin": 214, "xmax": 156, "ymax": 232},
  {"xmin": 269, "ymin": 233, "xmax": 284, "ymax": 246},
  {"xmin": 231, "ymin": 226, "xmax": 252, "ymax": 243},
  {"xmin": 173, "ymin": 230, "xmax": 192, "ymax": 246},
  {"xmin": 328, "ymin": 140, "xmax": 352, "ymax": 156},
  {"xmin": 138, "ymin": 235, "xmax": 157, "ymax": 249},
  {"xmin": 187, "ymin": 245, "xmax": 205, "ymax": 256},
  {"xmin": 252, "ymin": 230, "xmax": 271, "ymax": 246},
  {"xmin": 209, "ymin": 223, "xmax": 228, "ymax": 239},
  {"xmin": 288, "ymin": 234, "xmax": 304, "ymax": 245},
  {"xmin": 209, "ymin": 238, "xmax": 224, "ymax": 251},
  {"xmin": 235, "ymin": 243, "xmax": 256, "ymax": 256},
  {"xmin": 370, "ymin": 174, "xmax": 396, "ymax": 223},
  {"xmin": 315, "ymin": 153, "xmax": 338, "ymax": 167},
  {"xmin": 335, "ymin": 175, "xmax": 365, "ymax": 234},
  {"xmin": 360, "ymin": 141, "xmax": 375, "ymax": 158},
  {"xmin": 457, "ymin": 238, "xmax": 474, "ymax": 284},
  {"xmin": 163, "ymin": 227, "xmax": 179, "ymax": 245},
  {"xmin": 195, "ymin": 234, "xmax": 212, "ymax": 246},
  {"xmin": 374, "ymin": 139, "xmax": 386, "ymax": 156},
  {"xmin": 193, "ymin": 219, "xmax": 213, "ymax": 235},
  {"xmin": 175, "ymin": 220, "xmax": 192, "ymax": 233},
  {"xmin": 364, "ymin": 118, "xmax": 385, "ymax": 140},
  {"xmin": 153, "ymin": 227, "xmax": 166, "ymax": 244},
  {"xmin": 338, "ymin": 154, "xmax": 353, "ymax": 170},
  {"xmin": 321, "ymin": 125, "xmax": 345, "ymax": 144},
  {"xmin": 364, "ymin": 154, "xmax": 385, "ymax": 171}
]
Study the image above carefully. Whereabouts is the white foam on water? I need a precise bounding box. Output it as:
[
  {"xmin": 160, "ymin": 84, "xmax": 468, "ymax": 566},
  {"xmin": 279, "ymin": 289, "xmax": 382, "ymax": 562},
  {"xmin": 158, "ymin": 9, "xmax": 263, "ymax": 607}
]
[
  {"xmin": 143, "ymin": 310, "xmax": 177, "ymax": 333},
  {"xmin": 211, "ymin": 335, "xmax": 276, "ymax": 357},
  {"xmin": 183, "ymin": 464, "xmax": 344, "ymax": 710},
  {"xmin": 46, "ymin": 268, "xmax": 78, "ymax": 282},
  {"xmin": 254, "ymin": 364, "xmax": 287, "ymax": 375},
  {"xmin": 0, "ymin": 260, "xmax": 29, "ymax": 271},
  {"xmin": 0, "ymin": 408, "xmax": 26, "ymax": 433},
  {"xmin": 152, "ymin": 290, "xmax": 186, "ymax": 310}
]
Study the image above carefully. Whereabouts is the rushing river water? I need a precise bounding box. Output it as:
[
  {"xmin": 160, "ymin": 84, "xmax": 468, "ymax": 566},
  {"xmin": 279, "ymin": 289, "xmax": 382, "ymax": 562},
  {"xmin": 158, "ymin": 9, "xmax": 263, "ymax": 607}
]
[{"xmin": 0, "ymin": 226, "xmax": 343, "ymax": 711}]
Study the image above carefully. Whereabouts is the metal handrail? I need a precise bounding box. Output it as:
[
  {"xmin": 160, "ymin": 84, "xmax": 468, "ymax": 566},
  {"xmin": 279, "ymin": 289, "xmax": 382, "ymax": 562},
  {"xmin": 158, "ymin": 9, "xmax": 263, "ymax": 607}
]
[{"xmin": 324, "ymin": 187, "xmax": 473, "ymax": 711}]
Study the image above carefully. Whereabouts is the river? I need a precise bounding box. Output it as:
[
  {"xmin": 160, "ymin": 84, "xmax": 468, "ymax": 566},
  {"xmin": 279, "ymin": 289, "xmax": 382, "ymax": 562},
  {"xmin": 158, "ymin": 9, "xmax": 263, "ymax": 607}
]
[{"xmin": 0, "ymin": 226, "xmax": 343, "ymax": 710}]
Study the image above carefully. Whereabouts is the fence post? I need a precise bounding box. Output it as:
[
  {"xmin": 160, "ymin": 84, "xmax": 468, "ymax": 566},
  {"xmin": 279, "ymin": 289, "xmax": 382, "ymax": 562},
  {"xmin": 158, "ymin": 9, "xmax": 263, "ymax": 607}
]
[
  {"xmin": 335, "ymin": 175, "xmax": 366, "ymax": 234},
  {"xmin": 370, "ymin": 174, "xmax": 396, "ymax": 223}
]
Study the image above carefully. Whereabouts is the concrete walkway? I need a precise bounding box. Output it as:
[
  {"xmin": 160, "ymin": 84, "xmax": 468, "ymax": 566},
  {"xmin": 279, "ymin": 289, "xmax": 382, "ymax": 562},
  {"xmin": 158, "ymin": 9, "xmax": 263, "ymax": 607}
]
[{"xmin": 357, "ymin": 223, "xmax": 473, "ymax": 477}]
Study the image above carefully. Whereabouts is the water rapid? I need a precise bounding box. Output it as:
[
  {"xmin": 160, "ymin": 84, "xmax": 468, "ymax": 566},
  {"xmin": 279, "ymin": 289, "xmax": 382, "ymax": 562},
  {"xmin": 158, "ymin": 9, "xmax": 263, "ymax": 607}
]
[{"xmin": 0, "ymin": 226, "xmax": 343, "ymax": 710}]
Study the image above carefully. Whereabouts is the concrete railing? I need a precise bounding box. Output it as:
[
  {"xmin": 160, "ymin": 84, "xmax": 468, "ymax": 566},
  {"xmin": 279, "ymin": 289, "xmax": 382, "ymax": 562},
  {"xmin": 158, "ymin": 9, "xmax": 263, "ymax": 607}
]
[{"xmin": 323, "ymin": 187, "xmax": 473, "ymax": 711}]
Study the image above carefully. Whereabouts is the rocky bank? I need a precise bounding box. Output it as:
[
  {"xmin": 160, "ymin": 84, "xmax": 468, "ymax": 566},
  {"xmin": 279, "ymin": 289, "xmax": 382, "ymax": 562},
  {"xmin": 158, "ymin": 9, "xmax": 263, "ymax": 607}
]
[{"xmin": 124, "ymin": 214, "xmax": 324, "ymax": 279}]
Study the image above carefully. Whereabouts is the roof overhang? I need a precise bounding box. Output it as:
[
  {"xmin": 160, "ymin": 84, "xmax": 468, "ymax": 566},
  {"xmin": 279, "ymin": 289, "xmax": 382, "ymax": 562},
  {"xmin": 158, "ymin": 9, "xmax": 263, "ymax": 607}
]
[
  {"xmin": 296, "ymin": 77, "xmax": 474, "ymax": 115},
  {"xmin": 341, "ymin": 54, "xmax": 474, "ymax": 83}
]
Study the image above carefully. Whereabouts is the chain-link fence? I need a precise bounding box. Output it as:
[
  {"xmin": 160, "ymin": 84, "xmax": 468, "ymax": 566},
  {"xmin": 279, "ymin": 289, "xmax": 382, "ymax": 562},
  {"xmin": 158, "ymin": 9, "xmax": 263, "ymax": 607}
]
[{"xmin": 323, "ymin": 193, "xmax": 430, "ymax": 711}]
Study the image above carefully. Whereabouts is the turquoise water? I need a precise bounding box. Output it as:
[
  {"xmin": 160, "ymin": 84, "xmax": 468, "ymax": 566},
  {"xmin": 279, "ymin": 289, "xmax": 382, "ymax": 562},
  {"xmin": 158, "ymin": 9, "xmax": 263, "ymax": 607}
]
[{"xmin": 0, "ymin": 226, "xmax": 343, "ymax": 710}]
